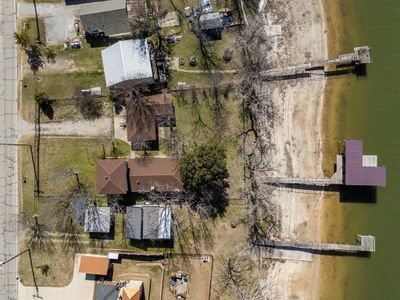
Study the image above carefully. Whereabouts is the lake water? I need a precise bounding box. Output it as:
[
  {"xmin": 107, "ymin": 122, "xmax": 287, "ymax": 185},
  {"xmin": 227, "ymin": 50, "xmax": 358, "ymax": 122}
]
[{"xmin": 320, "ymin": 0, "xmax": 400, "ymax": 299}]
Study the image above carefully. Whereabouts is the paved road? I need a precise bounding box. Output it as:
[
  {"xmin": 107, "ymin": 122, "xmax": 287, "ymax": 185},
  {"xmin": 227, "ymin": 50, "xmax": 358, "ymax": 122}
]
[{"xmin": 0, "ymin": 0, "xmax": 19, "ymax": 298}]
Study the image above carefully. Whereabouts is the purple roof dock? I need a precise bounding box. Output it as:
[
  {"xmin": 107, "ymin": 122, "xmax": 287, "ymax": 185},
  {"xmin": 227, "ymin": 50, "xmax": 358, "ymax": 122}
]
[{"xmin": 344, "ymin": 140, "xmax": 386, "ymax": 187}]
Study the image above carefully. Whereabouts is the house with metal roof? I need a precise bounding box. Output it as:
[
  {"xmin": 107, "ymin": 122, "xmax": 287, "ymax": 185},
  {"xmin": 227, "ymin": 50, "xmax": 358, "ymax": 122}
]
[
  {"xmin": 128, "ymin": 157, "xmax": 184, "ymax": 192},
  {"xmin": 125, "ymin": 205, "xmax": 172, "ymax": 240},
  {"xmin": 84, "ymin": 207, "xmax": 111, "ymax": 233},
  {"xmin": 125, "ymin": 206, "xmax": 142, "ymax": 239},
  {"xmin": 101, "ymin": 39, "xmax": 154, "ymax": 88},
  {"xmin": 344, "ymin": 140, "xmax": 386, "ymax": 186},
  {"xmin": 79, "ymin": 255, "xmax": 110, "ymax": 276},
  {"xmin": 96, "ymin": 159, "xmax": 128, "ymax": 195}
]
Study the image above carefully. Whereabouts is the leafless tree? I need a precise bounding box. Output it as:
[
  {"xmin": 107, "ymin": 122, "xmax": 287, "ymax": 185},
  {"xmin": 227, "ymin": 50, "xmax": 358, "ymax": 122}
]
[
  {"xmin": 161, "ymin": 130, "xmax": 187, "ymax": 158},
  {"xmin": 215, "ymin": 251, "xmax": 265, "ymax": 300},
  {"xmin": 72, "ymin": 85, "xmax": 104, "ymax": 120},
  {"xmin": 26, "ymin": 216, "xmax": 54, "ymax": 253}
]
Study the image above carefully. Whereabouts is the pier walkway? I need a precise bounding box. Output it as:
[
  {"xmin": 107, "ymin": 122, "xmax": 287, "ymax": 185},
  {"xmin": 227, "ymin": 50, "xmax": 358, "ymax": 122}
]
[
  {"xmin": 253, "ymin": 234, "xmax": 376, "ymax": 253},
  {"xmin": 262, "ymin": 46, "xmax": 371, "ymax": 80}
]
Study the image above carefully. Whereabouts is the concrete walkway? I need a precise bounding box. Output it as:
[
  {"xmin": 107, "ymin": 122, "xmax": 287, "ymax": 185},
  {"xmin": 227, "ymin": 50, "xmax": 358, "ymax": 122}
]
[
  {"xmin": 18, "ymin": 254, "xmax": 95, "ymax": 300},
  {"xmin": 0, "ymin": 0, "xmax": 19, "ymax": 298},
  {"xmin": 18, "ymin": 117, "xmax": 114, "ymax": 138}
]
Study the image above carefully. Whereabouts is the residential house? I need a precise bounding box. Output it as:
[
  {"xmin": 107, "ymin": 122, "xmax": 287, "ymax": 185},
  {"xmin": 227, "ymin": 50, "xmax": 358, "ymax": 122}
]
[
  {"xmin": 80, "ymin": 0, "xmax": 131, "ymax": 40},
  {"xmin": 128, "ymin": 157, "xmax": 183, "ymax": 192},
  {"xmin": 126, "ymin": 92, "xmax": 176, "ymax": 150},
  {"xmin": 125, "ymin": 204, "xmax": 172, "ymax": 240},
  {"xmin": 101, "ymin": 39, "xmax": 155, "ymax": 88},
  {"xmin": 199, "ymin": 12, "xmax": 223, "ymax": 39},
  {"xmin": 96, "ymin": 157, "xmax": 183, "ymax": 195},
  {"xmin": 96, "ymin": 159, "xmax": 128, "ymax": 194},
  {"xmin": 84, "ymin": 206, "xmax": 111, "ymax": 233}
]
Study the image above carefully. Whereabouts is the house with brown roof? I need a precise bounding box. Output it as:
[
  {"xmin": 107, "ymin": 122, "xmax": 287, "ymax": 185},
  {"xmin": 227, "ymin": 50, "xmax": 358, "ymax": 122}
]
[
  {"xmin": 96, "ymin": 157, "xmax": 183, "ymax": 195},
  {"xmin": 127, "ymin": 92, "xmax": 176, "ymax": 150},
  {"xmin": 96, "ymin": 159, "xmax": 128, "ymax": 194},
  {"xmin": 128, "ymin": 157, "xmax": 183, "ymax": 192}
]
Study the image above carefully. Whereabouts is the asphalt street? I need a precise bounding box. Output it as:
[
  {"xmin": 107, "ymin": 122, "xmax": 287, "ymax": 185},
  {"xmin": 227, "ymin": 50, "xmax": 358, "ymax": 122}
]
[{"xmin": 0, "ymin": 0, "xmax": 19, "ymax": 298}]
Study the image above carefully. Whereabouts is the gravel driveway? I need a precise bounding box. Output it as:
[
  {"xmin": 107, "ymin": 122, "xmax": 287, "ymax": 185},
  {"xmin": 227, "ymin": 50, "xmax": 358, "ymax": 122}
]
[{"xmin": 17, "ymin": 2, "xmax": 78, "ymax": 44}]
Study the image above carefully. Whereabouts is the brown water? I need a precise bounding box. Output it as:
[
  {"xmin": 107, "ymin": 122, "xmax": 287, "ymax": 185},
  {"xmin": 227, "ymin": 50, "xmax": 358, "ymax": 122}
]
[{"xmin": 319, "ymin": 0, "xmax": 400, "ymax": 299}]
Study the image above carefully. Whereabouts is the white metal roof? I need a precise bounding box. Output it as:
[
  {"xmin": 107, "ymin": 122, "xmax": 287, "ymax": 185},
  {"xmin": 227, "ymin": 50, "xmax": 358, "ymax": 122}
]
[{"xmin": 101, "ymin": 39, "xmax": 153, "ymax": 87}]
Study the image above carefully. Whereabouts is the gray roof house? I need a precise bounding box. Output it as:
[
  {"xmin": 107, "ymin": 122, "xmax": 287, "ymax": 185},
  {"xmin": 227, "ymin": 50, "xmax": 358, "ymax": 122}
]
[
  {"xmin": 80, "ymin": 10, "xmax": 131, "ymax": 37},
  {"xmin": 84, "ymin": 207, "xmax": 111, "ymax": 233},
  {"xmin": 199, "ymin": 12, "xmax": 223, "ymax": 31},
  {"xmin": 125, "ymin": 205, "xmax": 172, "ymax": 240},
  {"xmin": 101, "ymin": 39, "xmax": 154, "ymax": 88},
  {"xmin": 143, "ymin": 205, "xmax": 171, "ymax": 240},
  {"xmin": 125, "ymin": 206, "xmax": 142, "ymax": 239},
  {"xmin": 80, "ymin": 0, "xmax": 131, "ymax": 38}
]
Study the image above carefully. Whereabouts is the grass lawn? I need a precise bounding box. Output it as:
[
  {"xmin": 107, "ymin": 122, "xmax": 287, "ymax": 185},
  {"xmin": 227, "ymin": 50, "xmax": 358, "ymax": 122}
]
[
  {"xmin": 19, "ymin": 243, "xmax": 75, "ymax": 287},
  {"xmin": 19, "ymin": 136, "xmax": 131, "ymax": 214},
  {"xmin": 171, "ymin": 89, "xmax": 244, "ymax": 198},
  {"xmin": 21, "ymin": 71, "xmax": 107, "ymax": 122},
  {"xmin": 160, "ymin": 0, "xmax": 241, "ymax": 71},
  {"xmin": 18, "ymin": 17, "xmax": 46, "ymax": 43},
  {"xmin": 20, "ymin": 37, "xmax": 107, "ymax": 122}
]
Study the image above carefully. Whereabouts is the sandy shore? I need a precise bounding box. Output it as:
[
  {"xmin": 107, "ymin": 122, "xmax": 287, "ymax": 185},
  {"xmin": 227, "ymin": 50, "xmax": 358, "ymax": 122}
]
[{"xmin": 258, "ymin": 0, "xmax": 329, "ymax": 299}]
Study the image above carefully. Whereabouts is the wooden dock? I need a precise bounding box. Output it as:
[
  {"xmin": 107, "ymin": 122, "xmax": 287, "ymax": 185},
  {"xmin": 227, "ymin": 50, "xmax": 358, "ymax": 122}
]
[
  {"xmin": 261, "ymin": 46, "xmax": 372, "ymax": 80},
  {"xmin": 264, "ymin": 155, "xmax": 343, "ymax": 186},
  {"xmin": 253, "ymin": 234, "xmax": 376, "ymax": 253}
]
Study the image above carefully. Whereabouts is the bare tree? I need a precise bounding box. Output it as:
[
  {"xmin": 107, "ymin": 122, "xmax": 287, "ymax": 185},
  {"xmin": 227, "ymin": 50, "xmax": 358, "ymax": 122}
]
[
  {"xmin": 26, "ymin": 216, "xmax": 53, "ymax": 253},
  {"xmin": 215, "ymin": 251, "xmax": 265, "ymax": 300}
]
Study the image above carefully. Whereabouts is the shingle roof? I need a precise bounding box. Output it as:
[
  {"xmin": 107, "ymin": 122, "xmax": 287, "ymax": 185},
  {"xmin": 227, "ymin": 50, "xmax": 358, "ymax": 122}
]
[
  {"xmin": 126, "ymin": 93, "xmax": 174, "ymax": 143},
  {"xmin": 96, "ymin": 159, "xmax": 128, "ymax": 195},
  {"xmin": 84, "ymin": 207, "xmax": 111, "ymax": 233},
  {"xmin": 101, "ymin": 39, "xmax": 153, "ymax": 87},
  {"xmin": 344, "ymin": 140, "xmax": 386, "ymax": 186},
  {"xmin": 128, "ymin": 158, "xmax": 183, "ymax": 192},
  {"xmin": 80, "ymin": 9, "xmax": 131, "ymax": 37}
]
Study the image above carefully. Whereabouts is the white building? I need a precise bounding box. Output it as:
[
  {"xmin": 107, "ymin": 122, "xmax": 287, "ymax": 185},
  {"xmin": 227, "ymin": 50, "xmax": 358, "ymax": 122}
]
[{"xmin": 101, "ymin": 39, "xmax": 154, "ymax": 88}]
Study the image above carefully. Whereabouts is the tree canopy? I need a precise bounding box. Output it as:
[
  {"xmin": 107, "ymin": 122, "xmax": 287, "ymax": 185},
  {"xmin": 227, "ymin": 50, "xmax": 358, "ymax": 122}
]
[{"xmin": 181, "ymin": 142, "xmax": 229, "ymax": 216}]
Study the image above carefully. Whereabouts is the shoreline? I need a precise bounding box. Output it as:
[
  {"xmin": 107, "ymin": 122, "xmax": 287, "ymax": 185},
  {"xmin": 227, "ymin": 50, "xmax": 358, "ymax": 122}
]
[{"xmin": 260, "ymin": 0, "xmax": 329, "ymax": 298}]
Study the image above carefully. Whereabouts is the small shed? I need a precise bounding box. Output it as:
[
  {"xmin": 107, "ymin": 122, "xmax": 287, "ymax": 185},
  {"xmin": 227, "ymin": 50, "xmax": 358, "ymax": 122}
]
[
  {"xmin": 84, "ymin": 207, "xmax": 111, "ymax": 233},
  {"xmin": 79, "ymin": 255, "xmax": 110, "ymax": 276},
  {"xmin": 101, "ymin": 39, "xmax": 154, "ymax": 88}
]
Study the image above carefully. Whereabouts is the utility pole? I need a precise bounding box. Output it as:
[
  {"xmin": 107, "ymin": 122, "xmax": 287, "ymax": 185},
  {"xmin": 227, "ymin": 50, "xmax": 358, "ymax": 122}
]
[
  {"xmin": 0, "ymin": 249, "xmax": 40, "ymax": 298},
  {"xmin": 0, "ymin": 143, "xmax": 40, "ymax": 211},
  {"xmin": 32, "ymin": 0, "xmax": 41, "ymax": 43}
]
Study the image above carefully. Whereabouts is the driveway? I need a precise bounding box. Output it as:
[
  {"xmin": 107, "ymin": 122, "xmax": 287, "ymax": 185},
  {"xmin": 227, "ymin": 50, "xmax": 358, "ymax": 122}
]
[
  {"xmin": 17, "ymin": 2, "xmax": 77, "ymax": 44},
  {"xmin": 18, "ymin": 254, "xmax": 95, "ymax": 300}
]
